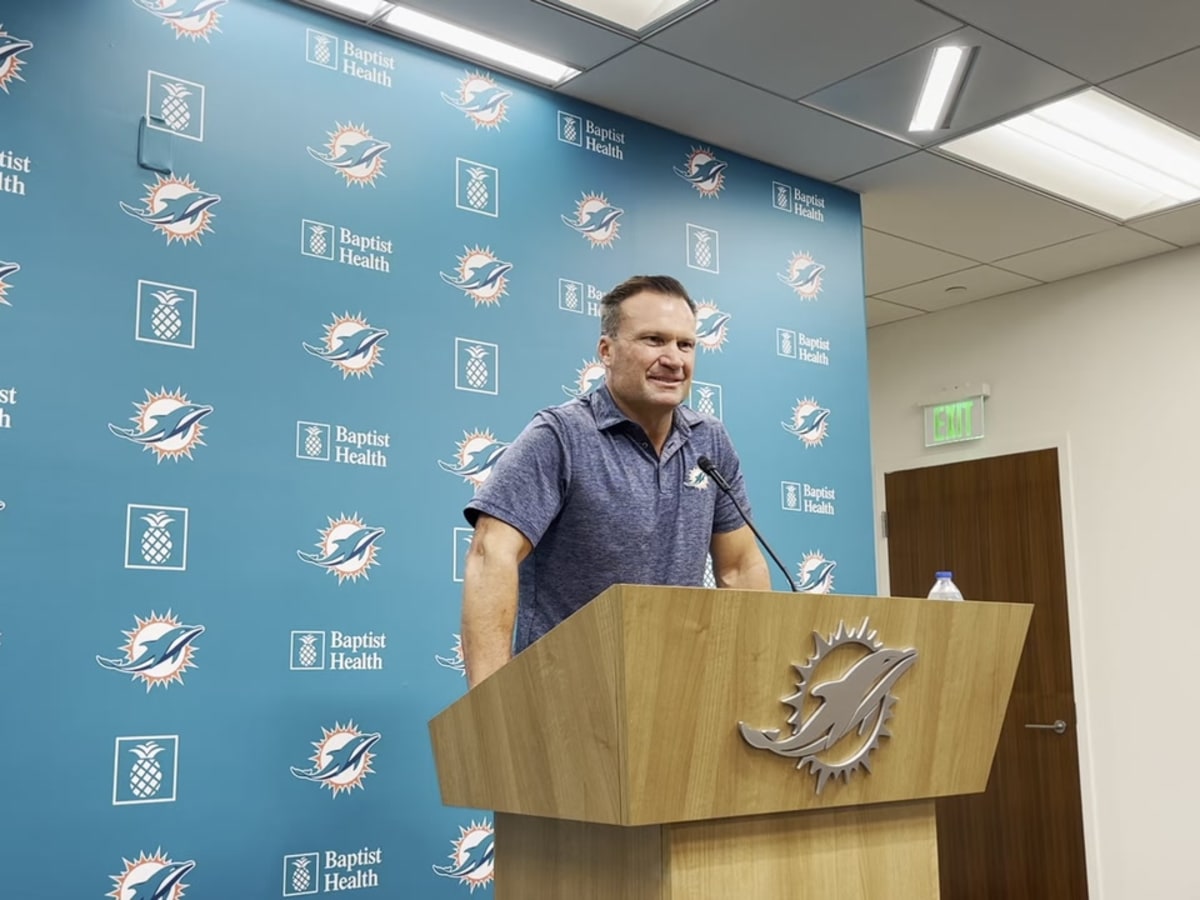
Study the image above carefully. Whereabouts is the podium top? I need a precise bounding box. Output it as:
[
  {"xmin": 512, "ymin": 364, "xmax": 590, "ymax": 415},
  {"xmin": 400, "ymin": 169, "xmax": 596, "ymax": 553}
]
[{"xmin": 428, "ymin": 584, "xmax": 1031, "ymax": 826}]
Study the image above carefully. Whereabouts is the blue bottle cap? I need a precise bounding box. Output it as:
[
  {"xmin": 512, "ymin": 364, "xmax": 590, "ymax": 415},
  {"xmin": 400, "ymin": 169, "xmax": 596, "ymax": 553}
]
[{"xmin": 935, "ymin": 570, "xmax": 953, "ymax": 579}]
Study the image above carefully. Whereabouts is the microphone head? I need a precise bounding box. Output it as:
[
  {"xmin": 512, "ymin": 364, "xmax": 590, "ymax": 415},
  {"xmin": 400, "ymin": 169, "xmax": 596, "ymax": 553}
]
[{"xmin": 697, "ymin": 455, "xmax": 715, "ymax": 475}]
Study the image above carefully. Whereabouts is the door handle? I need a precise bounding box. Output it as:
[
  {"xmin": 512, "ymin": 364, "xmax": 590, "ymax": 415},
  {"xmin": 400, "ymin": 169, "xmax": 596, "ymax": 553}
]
[{"xmin": 1024, "ymin": 719, "xmax": 1067, "ymax": 735}]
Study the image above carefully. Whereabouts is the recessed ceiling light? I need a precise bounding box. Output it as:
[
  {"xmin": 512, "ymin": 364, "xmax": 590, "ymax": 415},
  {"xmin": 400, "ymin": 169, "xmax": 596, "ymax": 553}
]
[
  {"xmin": 305, "ymin": 0, "xmax": 389, "ymax": 20},
  {"xmin": 939, "ymin": 88, "xmax": 1200, "ymax": 220},
  {"xmin": 538, "ymin": 0, "xmax": 712, "ymax": 35},
  {"xmin": 380, "ymin": 5, "xmax": 581, "ymax": 85},
  {"xmin": 910, "ymin": 45, "xmax": 977, "ymax": 132}
]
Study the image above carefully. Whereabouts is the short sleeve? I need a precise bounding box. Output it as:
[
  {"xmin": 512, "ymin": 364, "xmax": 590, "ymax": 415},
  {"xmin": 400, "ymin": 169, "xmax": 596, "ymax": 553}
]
[
  {"xmin": 463, "ymin": 414, "xmax": 569, "ymax": 546},
  {"xmin": 709, "ymin": 423, "xmax": 753, "ymax": 534}
]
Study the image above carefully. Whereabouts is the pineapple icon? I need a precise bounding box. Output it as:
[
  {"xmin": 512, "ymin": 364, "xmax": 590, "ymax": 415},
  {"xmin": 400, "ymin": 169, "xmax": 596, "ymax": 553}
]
[
  {"xmin": 785, "ymin": 483, "xmax": 799, "ymax": 509},
  {"xmin": 463, "ymin": 345, "xmax": 490, "ymax": 389},
  {"xmin": 465, "ymin": 167, "xmax": 490, "ymax": 211},
  {"xmin": 149, "ymin": 290, "xmax": 185, "ymax": 341},
  {"xmin": 160, "ymin": 82, "xmax": 192, "ymax": 133},
  {"xmin": 312, "ymin": 33, "xmax": 332, "ymax": 66},
  {"xmin": 562, "ymin": 281, "xmax": 579, "ymax": 311},
  {"xmin": 695, "ymin": 386, "xmax": 716, "ymax": 417},
  {"xmin": 140, "ymin": 512, "xmax": 174, "ymax": 566},
  {"xmin": 779, "ymin": 330, "xmax": 794, "ymax": 357},
  {"xmin": 562, "ymin": 115, "xmax": 579, "ymax": 144},
  {"xmin": 297, "ymin": 633, "xmax": 320, "ymax": 668},
  {"xmin": 291, "ymin": 857, "xmax": 313, "ymax": 894},
  {"xmin": 128, "ymin": 741, "xmax": 166, "ymax": 799},
  {"xmin": 776, "ymin": 183, "xmax": 790, "ymax": 208},
  {"xmin": 308, "ymin": 224, "xmax": 329, "ymax": 257},
  {"xmin": 692, "ymin": 230, "xmax": 713, "ymax": 269},
  {"xmin": 304, "ymin": 425, "xmax": 324, "ymax": 458}
]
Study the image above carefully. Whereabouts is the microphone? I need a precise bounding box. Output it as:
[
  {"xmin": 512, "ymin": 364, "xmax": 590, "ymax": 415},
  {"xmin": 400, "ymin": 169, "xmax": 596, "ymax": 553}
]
[{"xmin": 697, "ymin": 456, "xmax": 798, "ymax": 593}]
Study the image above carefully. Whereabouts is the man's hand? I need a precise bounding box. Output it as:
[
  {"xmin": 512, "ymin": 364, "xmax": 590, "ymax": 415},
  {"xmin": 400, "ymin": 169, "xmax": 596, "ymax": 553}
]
[{"xmin": 461, "ymin": 514, "xmax": 533, "ymax": 688}]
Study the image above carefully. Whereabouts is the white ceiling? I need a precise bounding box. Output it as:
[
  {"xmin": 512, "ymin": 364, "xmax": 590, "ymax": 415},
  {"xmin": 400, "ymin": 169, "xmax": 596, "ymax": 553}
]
[{"xmin": 394, "ymin": 0, "xmax": 1200, "ymax": 326}]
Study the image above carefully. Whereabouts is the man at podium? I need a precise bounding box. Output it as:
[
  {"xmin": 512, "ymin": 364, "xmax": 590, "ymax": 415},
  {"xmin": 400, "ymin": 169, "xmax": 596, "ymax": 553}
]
[{"xmin": 459, "ymin": 274, "xmax": 770, "ymax": 687}]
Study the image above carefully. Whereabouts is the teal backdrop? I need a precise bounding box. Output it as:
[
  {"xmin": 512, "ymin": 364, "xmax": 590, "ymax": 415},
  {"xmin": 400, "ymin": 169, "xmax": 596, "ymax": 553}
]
[{"xmin": 0, "ymin": 0, "xmax": 875, "ymax": 895}]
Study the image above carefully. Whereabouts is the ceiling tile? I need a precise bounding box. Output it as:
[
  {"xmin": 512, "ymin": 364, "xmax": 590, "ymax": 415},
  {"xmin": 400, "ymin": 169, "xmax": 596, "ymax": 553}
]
[
  {"xmin": 804, "ymin": 27, "xmax": 1083, "ymax": 148},
  {"xmin": 876, "ymin": 265, "xmax": 1039, "ymax": 311},
  {"xmin": 867, "ymin": 297, "xmax": 925, "ymax": 327},
  {"xmin": 1104, "ymin": 48, "xmax": 1200, "ymax": 136},
  {"xmin": 863, "ymin": 228, "xmax": 977, "ymax": 294},
  {"xmin": 993, "ymin": 227, "xmax": 1176, "ymax": 282},
  {"xmin": 647, "ymin": 0, "xmax": 960, "ymax": 99},
  {"xmin": 398, "ymin": 0, "xmax": 634, "ymax": 69},
  {"xmin": 841, "ymin": 151, "xmax": 1112, "ymax": 261},
  {"xmin": 1128, "ymin": 202, "xmax": 1200, "ymax": 247},
  {"xmin": 560, "ymin": 46, "xmax": 914, "ymax": 182},
  {"xmin": 922, "ymin": 0, "xmax": 1200, "ymax": 82}
]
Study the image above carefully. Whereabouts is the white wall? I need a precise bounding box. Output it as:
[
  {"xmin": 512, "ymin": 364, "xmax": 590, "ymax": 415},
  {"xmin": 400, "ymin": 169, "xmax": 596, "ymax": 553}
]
[{"xmin": 868, "ymin": 244, "xmax": 1200, "ymax": 900}]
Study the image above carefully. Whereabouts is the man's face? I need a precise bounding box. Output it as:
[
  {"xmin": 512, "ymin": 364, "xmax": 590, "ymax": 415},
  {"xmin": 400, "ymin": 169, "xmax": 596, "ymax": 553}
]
[{"xmin": 598, "ymin": 291, "xmax": 696, "ymax": 419}]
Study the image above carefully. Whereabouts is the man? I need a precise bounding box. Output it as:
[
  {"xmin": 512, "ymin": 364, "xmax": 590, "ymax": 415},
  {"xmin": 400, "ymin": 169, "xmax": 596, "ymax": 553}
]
[{"xmin": 460, "ymin": 275, "xmax": 771, "ymax": 687}]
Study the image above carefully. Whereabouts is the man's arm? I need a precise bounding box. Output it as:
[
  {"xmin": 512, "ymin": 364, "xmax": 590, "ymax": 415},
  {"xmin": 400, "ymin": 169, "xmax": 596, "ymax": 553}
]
[
  {"xmin": 461, "ymin": 513, "xmax": 533, "ymax": 688},
  {"xmin": 710, "ymin": 525, "xmax": 772, "ymax": 590}
]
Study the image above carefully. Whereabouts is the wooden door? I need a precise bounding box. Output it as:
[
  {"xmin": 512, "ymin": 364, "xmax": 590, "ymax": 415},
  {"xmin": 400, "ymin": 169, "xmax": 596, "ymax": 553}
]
[{"xmin": 884, "ymin": 448, "xmax": 1089, "ymax": 899}]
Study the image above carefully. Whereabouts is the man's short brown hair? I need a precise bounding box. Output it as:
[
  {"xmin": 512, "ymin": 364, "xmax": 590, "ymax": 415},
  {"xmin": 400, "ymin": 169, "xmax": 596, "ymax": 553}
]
[{"xmin": 599, "ymin": 275, "xmax": 696, "ymax": 337}]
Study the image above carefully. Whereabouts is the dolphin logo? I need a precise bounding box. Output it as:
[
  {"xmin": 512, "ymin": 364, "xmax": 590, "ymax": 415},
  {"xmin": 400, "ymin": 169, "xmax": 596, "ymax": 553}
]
[
  {"xmin": 297, "ymin": 526, "xmax": 385, "ymax": 568},
  {"xmin": 0, "ymin": 34, "xmax": 33, "ymax": 67},
  {"xmin": 674, "ymin": 157, "xmax": 728, "ymax": 186},
  {"xmin": 797, "ymin": 560, "xmax": 837, "ymax": 593},
  {"xmin": 302, "ymin": 326, "xmax": 388, "ymax": 363},
  {"xmin": 291, "ymin": 732, "xmax": 381, "ymax": 782},
  {"xmin": 306, "ymin": 137, "xmax": 391, "ymax": 171},
  {"xmin": 778, "ymin": 260, "xmax": 826, "ymax": 292},
  {"xmin": 97, "ymin": 624, "xmax": 205, "ymax": 673},
  {"xmin": 120, "ymin": 190, "xmax": 221, "ymax": 226},
  {"xmin": 438, "ymin": 439, "xmax": 509, "ymax": 479},
  {"xmin": 0, "ymin": 260, "xmax": 20, "ymax": 281},
  {"xmin": 740, "ymin": 646, "xmax": 917, "ymax": 759},
  {"xmin": 562, "ymin": 367, "xmax": 606, "ymax": 399},
  {"xmin": 439, "ymin": 259, "xmax": 512, "ymax": 293},
  {"xmin": 441, "ymin": 85, "xmax": 511, "ymax": 115},
  {"xmin": 123, "ymin": 859, "xmax": 196, "ymax": 900},
  {"xmin": 433, "ymin": 833, "xmax": 495, "ymax": 879},
  {"xmin": 562, "ymin": 204, "xmax": 624, "ymax": 235},
  {"xmin": 109, "ymin": 403, "xmax": 213, "ymax": 445},
  {"xmin": 696, "ymin": 309, "xmax": 731, "ymax": 342},
  {"xmin": 782, "ymin": 406, "xmax": 830, "ymax": 438},
  {"xmin": 131, "ymin": 0, "xmax": 228, "ymax": 21}
]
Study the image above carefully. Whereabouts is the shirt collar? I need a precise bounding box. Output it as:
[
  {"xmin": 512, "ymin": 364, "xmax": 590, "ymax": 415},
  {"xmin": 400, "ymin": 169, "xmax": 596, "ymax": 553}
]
[{"xmin": 589, "ymin": 383, "xmax": 701, "ymax": 437}]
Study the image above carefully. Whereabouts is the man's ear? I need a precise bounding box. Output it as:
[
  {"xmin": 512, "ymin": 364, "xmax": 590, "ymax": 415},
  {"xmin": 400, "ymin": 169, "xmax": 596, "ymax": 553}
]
[{"xmin": 597, "ymin": 334, "xmax": 613, "ymax": 367}]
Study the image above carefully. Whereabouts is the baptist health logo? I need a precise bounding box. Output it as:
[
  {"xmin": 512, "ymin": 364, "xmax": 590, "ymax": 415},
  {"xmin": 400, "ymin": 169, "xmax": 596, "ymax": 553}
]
[
  {"xmin": 0, "ymin": 259, "xmax": 18, "ymax": 307},
  {"xmin": 443, "ymin": 70, "xmax": 510, "ymax": 129},
  {"xmin": 305, "ymin": 27, "xmax": 394, "ymax": 87},
  {"xmin": 107, "ymin": 849, "xmax": 195, "ymax": 900},
  {"xmin": 440, "ymin": 246, "xmax": 512, "ymax": 307},
  {"xmin": 778, "ymin": 251, "xmax": 826, "ymax": 299},
  {"xmin": 120, "ymin": 175, "xmax": 221, "ymax": 245},
  {"xmin": 782, "ymin": 398, "xmax": 830, "ymax": 447},
  {"xmin": 695, "ymin": 302, "xmax": 730, "ymax": 352},
  {"xmin": 782, "ymin": 481, "xmax": 836, "ymax": 516},
  {"xmin": 795, "ymin": 551, "xmax": 837, "ymax": 593},
  {"xmin": 455, "ymin": 338, "xmax": 499, "ymax": 395},
  {"xmin": 0, "ymin": 147, "xmax": 30, "ymax": 197},
  {"xmin": 772, "ymin": 180, "xmax": 826, "ymax": 222},
  {"xmin": 687, "ymin": 224, "xmax": 719, "ymax": 273},
  {"xmin": 307, "ymin": 122, "xmax": 389, "ymax": 187},
  {"xmin": 438, "ymin": 429, "xmax": 511, "ymax": 491},
  {"xmin": 690, "ymin": 381, "xmax": 723, "ymax": 420},
  {"xmin": 776, "ymin": 328, "xmax": 830, "ymax": 366},
  {"xmin": 0, "ymin": 385, "xmax": 15, "ymax": 430},
  {"xmin": 562, "ymin": 192, "xmax": 623, "ymax": 248},
  {"xmin": 290, "ymin": 630, "xmax": 386, "ymax": 671},
  {"xmin": 675, "ymin": 147, "xmax": 727, "ymax": 197},
  {"xmin": 135, "ymin": 0, "xmax": 226, "ymax": 41},
  {"xmin": 301, "ymin": 219, "xmax": 393, "ymax": 273},
  {"xmin": 290, "ymin": 721, "xmax": 381, "ymax": 797},
  {"xmin": 557, "ymin": 110, "xmax": 626, "ymax": 160},
  {"xmin": 563, "ymin": 358, "xmax": 605, "ymax": 398},
  {"xmin": 96, "ymin": 610, "xmax": 204, "ymax": 691},
  {"xmin": 114, "ymin": 735, "xmax": 179, "ymax": 805},
  {"xmin": 137, "ymin": 280, "xmax": 197, "ymax": 349},
  {"xmin": 455, "ymin": 157, "xmax": 499, "ymax": 217},
  {"xmin": 283, "ymin": 848, "xmax": 383, "ymax": 896},
  {"xmin": 557, "ymin": 277, "xmax": 605, "ymax": 316},
  {"xmin": 125, "ymin": 504, "xmax": 189, "ymax": 570},
  {"xmin": 434, "ymin": 820, "xmax": 495, "ymax": 893},
  {"xmin": 146, "ymin": 70, "xmax": 205, "ymax": 141},
  {"xmin": 303, "ymin": 313, "xmax": 387, "ymax": 378},
  {"xmin": 296, "ymin": 420, "xmax": 390, "ymax": 468},
  {"xmin": 0, "ymin": 25, "xmax": 33, "ymax": 93},
  {"xmin": 297, "ymin": 514, "xmax": 385, "ymax": 583},
  {"xmin": 109, "ymin": 388, "xmax": 212, "ymax": 462}
]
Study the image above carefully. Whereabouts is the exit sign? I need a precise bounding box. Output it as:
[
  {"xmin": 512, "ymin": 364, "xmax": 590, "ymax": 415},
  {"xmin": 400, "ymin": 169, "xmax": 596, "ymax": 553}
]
[{"xmin": 924, "ymin": 396, "xmax": 985, "ymax": 446}]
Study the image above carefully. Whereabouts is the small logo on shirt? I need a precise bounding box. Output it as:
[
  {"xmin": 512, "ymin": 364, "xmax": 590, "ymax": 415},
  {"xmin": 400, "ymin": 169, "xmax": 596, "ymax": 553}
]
[{"xmin": 685, "ymin": 466, "xmax": 709, "ymax": 490}]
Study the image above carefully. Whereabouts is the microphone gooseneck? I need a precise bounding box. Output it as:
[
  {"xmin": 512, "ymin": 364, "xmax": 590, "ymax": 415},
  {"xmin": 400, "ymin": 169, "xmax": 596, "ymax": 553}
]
[{"xmin": 697, "ymin": 456, "xmax": 798, "ymax": 593}]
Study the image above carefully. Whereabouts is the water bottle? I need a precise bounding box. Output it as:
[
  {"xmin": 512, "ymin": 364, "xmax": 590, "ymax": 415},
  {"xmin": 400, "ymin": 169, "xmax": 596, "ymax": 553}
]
[{"xmin": 927, "ymin": 571, "xmax": 964, "ymax": 601}]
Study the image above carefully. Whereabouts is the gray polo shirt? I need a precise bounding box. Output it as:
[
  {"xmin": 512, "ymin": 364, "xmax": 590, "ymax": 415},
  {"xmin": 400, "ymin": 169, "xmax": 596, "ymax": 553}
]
[{"xmin": 464, "ymin": 384, "xmax": 752, "ymax": 653}]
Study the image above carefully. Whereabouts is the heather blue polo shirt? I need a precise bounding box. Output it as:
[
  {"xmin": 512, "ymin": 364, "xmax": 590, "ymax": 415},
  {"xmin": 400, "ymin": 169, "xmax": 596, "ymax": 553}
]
[{"xmin": 464, "ymin": 384, "xmax": 752, "ymax": 654}]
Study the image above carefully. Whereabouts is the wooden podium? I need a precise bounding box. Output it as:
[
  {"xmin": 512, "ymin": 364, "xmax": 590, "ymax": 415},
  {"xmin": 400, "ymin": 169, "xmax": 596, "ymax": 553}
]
[{"xmin": 429, "ymin": 585, "xmax": 1031, "ymax": 899}]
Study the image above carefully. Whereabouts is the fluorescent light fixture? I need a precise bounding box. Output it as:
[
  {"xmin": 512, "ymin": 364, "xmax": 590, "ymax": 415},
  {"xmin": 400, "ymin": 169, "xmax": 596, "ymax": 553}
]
[
  {"xmin": 909, "ymin": 45, "xmax": 975, "ymax": 132},
  {"xmin": 940, "ymin": 89, "xmax": 1200, "ymax": 220},
  {"xmin": 381, "ymin": 5, "xmax": 580, "ymax": 85},
  {"xmin": 539, "ymin": 0, "xmax": 709, "ymax": 33},
  {"xmin": 308, "ymin": 0, "xmax": 389, "ymax": 20}
]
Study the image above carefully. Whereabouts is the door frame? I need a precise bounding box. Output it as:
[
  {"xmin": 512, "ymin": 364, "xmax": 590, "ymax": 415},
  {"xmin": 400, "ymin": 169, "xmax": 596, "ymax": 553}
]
[{"xmin": 872, "ymin": 431, "xmax": 1104, "ymax": 899}]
